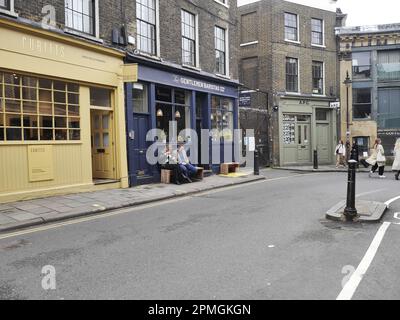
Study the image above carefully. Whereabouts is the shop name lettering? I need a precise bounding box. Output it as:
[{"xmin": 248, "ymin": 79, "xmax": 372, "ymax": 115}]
[
  {"xmin": 174, "ymin": 76, "xmax": 226, "ymax": 93},
  {"xmin": 22, "ymin": 36, "xmax": 65, "ymax": 58}
]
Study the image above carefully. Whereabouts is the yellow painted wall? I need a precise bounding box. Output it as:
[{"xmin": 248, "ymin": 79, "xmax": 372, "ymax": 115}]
[{"xmin": 0, "ymin": 20, "xmax": 129, "ymax": 203}]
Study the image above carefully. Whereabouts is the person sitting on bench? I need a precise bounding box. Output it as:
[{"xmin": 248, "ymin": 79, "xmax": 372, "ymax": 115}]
[{"xmin": 177, "ymin": 142, "xmax": 197, "ymax": 183}]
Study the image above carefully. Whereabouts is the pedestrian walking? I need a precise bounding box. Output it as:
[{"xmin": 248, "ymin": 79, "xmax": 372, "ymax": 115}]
[
  {"xmin": 366, "ymin": 138, "xmax": 386, "ymax": 179},
  {"xmin": 393, "ymin": 138, "xmax": 400, "ymax": 180},
  {"xmin": 335, "ymin": 140, "xmax": 346, "ymax": 168}
]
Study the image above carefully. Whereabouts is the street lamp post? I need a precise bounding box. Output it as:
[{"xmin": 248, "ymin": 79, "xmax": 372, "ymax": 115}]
[{"xmin": 344, "ymin": 71, "xmax": 352, "ymax": 161}]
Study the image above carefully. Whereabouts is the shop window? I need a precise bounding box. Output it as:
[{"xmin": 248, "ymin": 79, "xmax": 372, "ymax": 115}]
[
  {"xmin": 353, "ymin": 136, "xmax": 370, "ymax": 155},
  {"xmin": 352, "ymin": 52, "xmax": 371, "ymax": 80},
  {"xmin": 0, "ymin": 71, "xmax": 80, "ymax": 143},
  {"xmin": 211, "ymin": 96, "xmax": 234, "ymax": 142},
  {"xmin": 155, "ymin": 86, "xmax": 191, "ymax": 141},
  {"xmin": 90, "ymin": 87, "xmax": 111, "ymax": 108},
  {"xmin": 316, "ymin": 110, "xmax": 328, "ymax": 121},
  {"xmin": 353, "ymin": 88, "xmax": 372, "ymax": 120},
  {"xmin": 132, "ymin": 83, "xmax": 148, "ymax": 114}
]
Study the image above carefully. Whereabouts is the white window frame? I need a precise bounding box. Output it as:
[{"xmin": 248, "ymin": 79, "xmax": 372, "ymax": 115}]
[
  {"xmin": 214, "ymin": 0, "xmax": 229, "ymax": 9},
  {"xmin": 181, "ymin": 9, "xmax": 199, "ymax": 69},
  {"xmin": 215, "ymin": 26, "xmax": 230, "ymax": 78},
  {"xmin": 311, "ymin": 18, "xmax": 326, "ymax": 48},
  {"xmin": 312, "ymin": 60, "xmax": 325, "ymax": 96},
  {"xmin": 285, "ymin": 57, "xmax": 300, "ymax": 94},
  {"xmin": 64, "ymin": 0, "xmax": 101, "ymax": 42},
  {"xmin": 136, "ymin": 0, "xmax": 160, "ymax": 59},
  {"xmin": 284, "ymin": 12, "xmax": 300, "ymax": 44},
  {"xmin": 0, "ymin": 0, "xmax": 18, "ymax": 17}
]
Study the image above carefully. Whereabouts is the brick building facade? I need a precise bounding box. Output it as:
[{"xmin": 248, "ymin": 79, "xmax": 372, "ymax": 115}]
[
  {"xmin": 0, "ymin": 0, "xmax": 240, "ymax": 202},
  {"xmin": 239, "ymin": 0, "xmax": 345, "ymax": 166}
]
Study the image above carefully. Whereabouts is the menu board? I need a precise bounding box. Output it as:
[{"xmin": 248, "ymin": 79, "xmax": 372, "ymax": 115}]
[{"xmin": 283, "ymin": 115, "xmax": 296, "ymax": 145}]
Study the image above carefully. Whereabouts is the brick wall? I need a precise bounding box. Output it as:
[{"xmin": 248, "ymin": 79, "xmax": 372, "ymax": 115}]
[{"xmin": 9, "ymin": 0, "xmax": 238, "ymax": 80}]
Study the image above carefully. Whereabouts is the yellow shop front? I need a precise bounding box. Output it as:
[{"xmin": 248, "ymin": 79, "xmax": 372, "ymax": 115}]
[{"xmin": 0, "ymin": 18, "xmax": 129, "ymax": 203}]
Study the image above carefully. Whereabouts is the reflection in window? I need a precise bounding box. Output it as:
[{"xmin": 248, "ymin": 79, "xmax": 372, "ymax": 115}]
[
  {"xmin": 211, "ymin": 96, "xmax": 234, "ymax": 142},
  {"xmin": 0, "ymin": 72, "xmax": 80, "ymax": 142},
  {"xmin": 353, "ymin": 88, "xmax": 372, "ymax": 119},
  {"xmin": 90, "ymin": 88, "xmax": 111, "ymax": 107},
  {"xmin": 132, "ymin": 83, "xmax": 148, "ymax": 114},
  {"xmin": 352, "ymin": 52, "xmax": 371, "ymax": 79}
]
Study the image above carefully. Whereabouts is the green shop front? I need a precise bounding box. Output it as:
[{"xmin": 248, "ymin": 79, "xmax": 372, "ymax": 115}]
[{"xmin": 277, "ymin": 96, "xmax": 338, "ymax": 167}]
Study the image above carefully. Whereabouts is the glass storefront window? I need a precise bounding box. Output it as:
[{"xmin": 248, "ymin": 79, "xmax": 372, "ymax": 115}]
[
  {"xmin": 211, "ymin": 96, "xmax": 234, "ymax": 142},
  {"xmin": 0, "ymin": 71, "xmax": 80, "ymax": 142},
  {"xmin": 132, "ymin": 83, "xmax": 149, "ymax": 114},
  {"xmin": 90, "ymin": 87, "xmax": 111, "ymax": 108},
  {"xmin": 155, "ymin": 86, "xmax": 191, "ymax": 142},
  {"xmin": 352, "ymin": 52, "xmax": 371, "ymax": 80}
]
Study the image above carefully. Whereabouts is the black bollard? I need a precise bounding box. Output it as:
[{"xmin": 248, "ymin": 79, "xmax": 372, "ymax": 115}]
[
  {"xmin": 313, "ymin": 150, "xmax": 318, "ymax": 170},
  {"xmin": 344, "ymin": 159, "xmax": 358, "ymax": 221},
  {"xmin": 254, "ymin": 148, "xmax": 260, "ymax": 176}
]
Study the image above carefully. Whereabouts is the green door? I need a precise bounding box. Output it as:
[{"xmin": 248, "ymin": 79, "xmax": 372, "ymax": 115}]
[
  {"xmin": 297, "ymin": 123, "xmax": 311, "ymax": 162},
  {"xmin": 317, "ymin": 123, "xmax": 330, "ymax": 163}
]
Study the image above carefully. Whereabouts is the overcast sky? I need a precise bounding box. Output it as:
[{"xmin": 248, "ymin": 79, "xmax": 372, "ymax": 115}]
[{"xmin": 237, "ymin": 0, "xmax": 400, "ymax": 27}]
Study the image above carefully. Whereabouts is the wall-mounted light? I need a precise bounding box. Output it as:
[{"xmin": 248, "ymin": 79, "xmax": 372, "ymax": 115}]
[
  {"xmin": 157, "ymin": 109, "xmax": 164, "ymax": 117},
  {"xmin": 175, "ymin": 111, "xmax": 181, "ymax": 119},
  {"xmin": 210, "ymin": 114, "xmax": 215, "ymax": 121}
]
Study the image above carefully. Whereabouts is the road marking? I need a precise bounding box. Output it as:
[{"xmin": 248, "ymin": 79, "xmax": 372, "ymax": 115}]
[
  {"xmin": 356, "ymin": 189, "xmax": 386, "ymax": 198},
  {"xmin": 385, "ymin": 195, "xmax": 400, "ymax": 209},
  {"xmin": 0, "ymin": 173, "xmax": 317, "ymax": 240},
  {"xmin": 394, "ymin": 213, "xmax": 400, "ymax": 225},
  {"xmin": 337, "ymin": 222, "xmax": 391, "ymax": 300}
]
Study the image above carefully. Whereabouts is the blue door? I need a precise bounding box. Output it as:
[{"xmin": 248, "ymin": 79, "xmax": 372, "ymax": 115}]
[{"xmin": 131, "ymin": 114, "xmax": 153, "ymax": 185}]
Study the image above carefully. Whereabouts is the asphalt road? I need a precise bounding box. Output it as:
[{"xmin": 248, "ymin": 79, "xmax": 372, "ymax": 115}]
[{"xmin": 1, "ymin": 169, "xmax": 400, "ymax": 300}]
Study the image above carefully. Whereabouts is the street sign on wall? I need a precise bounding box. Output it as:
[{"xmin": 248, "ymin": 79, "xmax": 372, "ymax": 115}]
[{"xmin": 239, "ymin": 93, "xmax": 252, "ymax": 107}]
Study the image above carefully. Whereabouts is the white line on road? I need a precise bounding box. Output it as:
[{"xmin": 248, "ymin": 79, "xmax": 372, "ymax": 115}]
[
  {"xmin": 385, "ymin": 195, "xmax": 400, "ymax": 209},
  {"xmin": 356, "ymin": 189, "xmax": 386, "ymax": 198},
  {"xmin": 337, "ymin": 222, "xmax": 392, "ymax": 301}
]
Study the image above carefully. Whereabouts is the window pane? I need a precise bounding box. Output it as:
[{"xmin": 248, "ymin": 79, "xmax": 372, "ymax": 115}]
[
  {"xmin": 90, "ymin": 88, "xmax": 111, "ymax": 107},
  {"xmin": 68, "ymin": 105, "xmax": 80, "ymax": 116},
  {"xmin": 54, "ymin": 91, "xmax": 66, "ymax": 103},
  {"xmin": 133, "ymin": 84, "xmax": 148, "ymax": 113},
  {"xmin": 68, "ymin": 93, "xmax": 79, "ymax": 105},
  {"xmin": 54, "ymin": 104, "xmax": 67, "ymax": 115},
  {"xmin": 55, "ymin": 129, "xmax": 68, "ymax": 140},
  {"xmin": 55, "ymin": 117, "xmax": 67, "ymax": 128},
  {"xmin": 4, "ymin": 73, "xmax": 20, "ymax": 85},
  {"xmin": 24, "ymin": 128, "xmax": 39, "ymax": 141},
  {"xmin": 23, "ymin": 115, "xmax": 38, "ymax": 127},
  {"xmin": 22, "ymin": 87, "xmax": 37, "ymax": 101},
  {"xmin": 6, "ymin": 128, "xmax": 22, "ymax": 141},
  {"xmin": 5, "ymin": 100, "xmax": 21, "ymax": 113},
  {"xmin": 69, "ymin": 129, "xmax": 81, "ymax": 140},
  {"xmin": 69, "ymin": 117, "xmax": 80, "ymax": 129},
  {"xmin": 40, "ymin": 116, "xmax": 53, "ymax": 128},
  {"xmin": 6, "ymin": 114, "xmax": 21, "ymax": 126},
  {"xmin": 40, "ymin": 129, "xmax": 53, "ymax": 140},
  {"xmin": 156, "ymin": 86, "xmax": 172, "ymax": 102},
  {"xmin": 39, "ymin": 102, "xmax": 52, "ymax": 115},
  {"xmin": 5, "ymin": 85, "xmax": 20, "ymax": 99}
]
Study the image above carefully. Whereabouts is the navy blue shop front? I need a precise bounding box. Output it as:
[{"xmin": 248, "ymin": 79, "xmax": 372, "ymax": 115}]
[{"xmin": 125, "ymin": 62, "xmax": 239, "ymax": 187}]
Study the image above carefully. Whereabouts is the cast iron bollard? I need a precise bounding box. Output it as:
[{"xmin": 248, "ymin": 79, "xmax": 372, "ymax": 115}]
[
  {"xmin": 313, "ymin": 150, "xmax": 318, "ymax": 170},
  {"xmin": 344, "ymin": 159, "xmax": 358, "ymax": 221},
  {"xmin": 254, "ymin": 148, "xmax": 260, "ymax": 176}
]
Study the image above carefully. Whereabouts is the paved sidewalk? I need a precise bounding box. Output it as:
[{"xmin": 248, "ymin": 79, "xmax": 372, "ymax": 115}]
[
  {"xmin": 274, "ymin": 165, "xmax": 378, "ymax": 173},
  {"xmin": 0, "ymin": 172, "xmax": 265, "ymax": 233}
]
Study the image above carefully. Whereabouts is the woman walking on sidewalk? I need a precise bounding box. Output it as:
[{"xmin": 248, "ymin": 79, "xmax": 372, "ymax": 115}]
[
  {"xmin": 335, "ymin": 140, "xmax": 347, "ymax": 168},
  {"xmin": 366, "ymin": 138, "xmax": 386, "ymax": 179},
  {"xmin": 393, "ymin": 138, "xmax": 400, "ymax": 180}
]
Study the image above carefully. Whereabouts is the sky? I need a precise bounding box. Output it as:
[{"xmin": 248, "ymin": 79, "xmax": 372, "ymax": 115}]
[{"xmin": 237, "ymin": 0, "xmax": 400, "ymax": 27}]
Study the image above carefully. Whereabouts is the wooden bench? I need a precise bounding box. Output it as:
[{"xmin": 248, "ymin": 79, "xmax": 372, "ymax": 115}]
[
  {"xmin": 220, "ymin": 162, "xmax": 240, "ymax": 175},
  {"xmin": 161, "ymin": 166, "xmax": 204, "ymax": 184}
]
